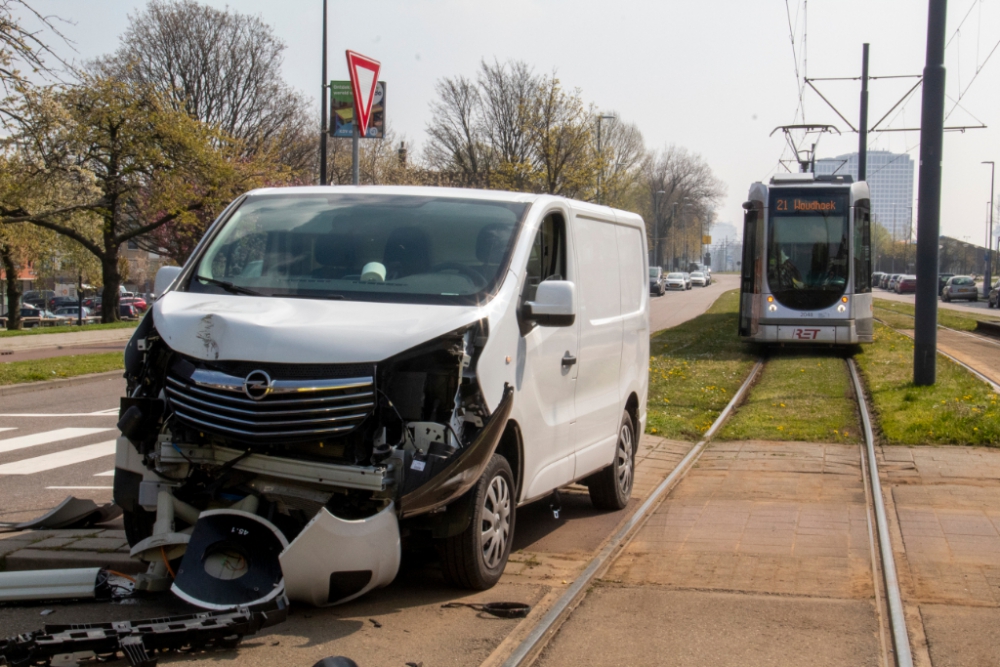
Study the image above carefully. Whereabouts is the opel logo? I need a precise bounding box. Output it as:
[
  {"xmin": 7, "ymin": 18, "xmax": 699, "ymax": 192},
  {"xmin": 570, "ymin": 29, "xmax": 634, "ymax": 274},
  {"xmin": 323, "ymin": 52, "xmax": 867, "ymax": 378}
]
[{"xmin": 243, "ymin": 370, "xmax": 272, "ymax": 401}]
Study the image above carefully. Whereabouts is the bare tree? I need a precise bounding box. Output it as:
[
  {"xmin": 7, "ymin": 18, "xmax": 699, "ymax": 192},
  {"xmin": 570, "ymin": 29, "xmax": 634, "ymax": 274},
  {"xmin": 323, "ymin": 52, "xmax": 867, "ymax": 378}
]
[
  {"xmin": 0, "ymin": 0, "xmax": 73, "ymax": 127},
  {"xmin": 424, "ymin": 76, "xmax": 490, "ymax": 187},
  {"xmin": 596, "ymin": 117, "xmax": 646, "ymax": 208},
  {"xmin": 478, "ymin": 59, "xmax": 539, "ymax": 190},
  {"xmin": 528, "ymin": 75, "xmax": 593, "ymax": 197},
  {"xmin": 98, "ymin": 0, "xmax": 314, "ymax": 175},
  {"xmin": 644, "ymin": 146, "xmax": 725, "ymax": 269}
]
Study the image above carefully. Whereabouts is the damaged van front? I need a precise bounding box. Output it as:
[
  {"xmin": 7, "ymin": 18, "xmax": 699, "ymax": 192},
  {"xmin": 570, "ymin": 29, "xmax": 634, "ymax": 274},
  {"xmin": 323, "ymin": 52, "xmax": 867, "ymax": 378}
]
[
  {"xmin": 114, "ymin": 186, "xmax": 650, "ymax": 609},
  {"xmin": 115, "ymin": 188, "xmax": 532, "ymax": 606}
]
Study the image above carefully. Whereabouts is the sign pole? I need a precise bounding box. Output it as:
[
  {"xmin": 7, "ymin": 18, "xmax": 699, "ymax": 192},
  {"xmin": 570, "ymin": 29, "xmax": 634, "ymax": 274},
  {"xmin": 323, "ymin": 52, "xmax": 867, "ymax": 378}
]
[
  {"xmin": 319, "ymin": 0, "xmax": 328, "ymax": 185},
  {"xmin": 913, "ymin": 0, "xmax": 948, "ymax": 386},
  {"xmin": 352, "ymin": 122, "xmax": 360, "ymax": 185}
]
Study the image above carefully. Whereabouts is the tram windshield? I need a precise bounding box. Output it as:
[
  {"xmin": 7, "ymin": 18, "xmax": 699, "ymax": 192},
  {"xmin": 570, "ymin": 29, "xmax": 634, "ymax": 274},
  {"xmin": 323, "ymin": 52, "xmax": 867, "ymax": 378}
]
[{"xmin": 767, "ymin": 190, "xmax": 849, "ymax": 310}]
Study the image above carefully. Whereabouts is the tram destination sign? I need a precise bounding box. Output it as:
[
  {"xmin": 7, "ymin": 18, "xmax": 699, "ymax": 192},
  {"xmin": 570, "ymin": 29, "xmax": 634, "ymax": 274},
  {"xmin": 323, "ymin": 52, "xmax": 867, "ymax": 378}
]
[{"xmin": 772, "ymin": 194, "xmax": 845, "ymax": 215}]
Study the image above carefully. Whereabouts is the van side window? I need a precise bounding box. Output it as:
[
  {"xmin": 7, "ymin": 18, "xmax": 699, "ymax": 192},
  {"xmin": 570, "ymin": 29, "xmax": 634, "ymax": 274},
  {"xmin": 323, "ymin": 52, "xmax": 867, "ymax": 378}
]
[{"xmin": 523, "ymin": 214, "xmax": 567, "ymax": 302}]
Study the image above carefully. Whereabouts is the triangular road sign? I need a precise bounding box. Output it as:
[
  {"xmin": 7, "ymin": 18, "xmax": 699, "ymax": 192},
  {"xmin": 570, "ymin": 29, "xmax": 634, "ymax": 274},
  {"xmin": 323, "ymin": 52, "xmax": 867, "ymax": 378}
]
[{"xmin": 346, "ymin": 50, "xmax": 381, "ymax": 136}]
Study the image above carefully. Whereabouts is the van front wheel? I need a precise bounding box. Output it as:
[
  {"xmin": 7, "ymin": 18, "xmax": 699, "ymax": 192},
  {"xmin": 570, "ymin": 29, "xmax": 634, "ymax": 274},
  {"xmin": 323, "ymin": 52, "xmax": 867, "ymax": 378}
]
[
  {"xmin": 439, "ymin": 454, "xmax": 515, "ymax": 590},
  {"xmin": 588, "ymin": 412, "xmax": 635, "ymax": 510}
]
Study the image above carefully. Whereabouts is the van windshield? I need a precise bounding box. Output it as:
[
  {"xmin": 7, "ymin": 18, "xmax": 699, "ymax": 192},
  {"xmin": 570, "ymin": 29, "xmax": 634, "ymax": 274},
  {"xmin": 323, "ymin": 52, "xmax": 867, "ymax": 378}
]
[{"xmin": 187, "ymin": 194, "xmax": 528, "ymax": 305}]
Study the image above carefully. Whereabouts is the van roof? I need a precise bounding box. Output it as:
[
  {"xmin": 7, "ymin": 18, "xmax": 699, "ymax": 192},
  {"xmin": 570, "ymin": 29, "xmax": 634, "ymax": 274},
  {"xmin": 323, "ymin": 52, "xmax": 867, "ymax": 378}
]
[{"xmin": 242, "ymin": 185, "xmax": 646, "ymax": 230}]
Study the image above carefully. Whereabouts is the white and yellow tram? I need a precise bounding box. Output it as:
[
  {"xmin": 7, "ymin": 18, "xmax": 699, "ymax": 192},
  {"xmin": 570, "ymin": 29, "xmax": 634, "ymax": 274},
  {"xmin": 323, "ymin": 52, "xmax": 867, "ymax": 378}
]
[{"xmin": 738, "ymin": 173, "xmax": 873, "ymax": 344}]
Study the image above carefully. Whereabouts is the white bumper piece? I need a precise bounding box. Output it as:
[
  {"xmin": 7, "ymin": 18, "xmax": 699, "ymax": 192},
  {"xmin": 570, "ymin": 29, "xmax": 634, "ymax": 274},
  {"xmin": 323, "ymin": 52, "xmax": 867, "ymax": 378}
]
[{"xmin": 279, "ymin": 501, "xmax": 401, "ymax": 607}]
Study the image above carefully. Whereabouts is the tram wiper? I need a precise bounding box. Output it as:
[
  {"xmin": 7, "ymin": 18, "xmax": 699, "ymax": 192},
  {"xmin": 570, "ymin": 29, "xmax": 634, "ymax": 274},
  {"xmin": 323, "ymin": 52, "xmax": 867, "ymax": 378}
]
[{"xmin": 194, "ymin": 275, "xmax": 263, "ymax": 296}]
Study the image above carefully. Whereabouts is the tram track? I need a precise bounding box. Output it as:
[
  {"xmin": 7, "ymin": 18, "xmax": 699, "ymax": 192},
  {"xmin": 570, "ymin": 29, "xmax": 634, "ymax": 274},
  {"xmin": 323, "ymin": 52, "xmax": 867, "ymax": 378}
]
[{"xmin": 490, "ymin": 354, "xmax": 915, "ymax": 667}]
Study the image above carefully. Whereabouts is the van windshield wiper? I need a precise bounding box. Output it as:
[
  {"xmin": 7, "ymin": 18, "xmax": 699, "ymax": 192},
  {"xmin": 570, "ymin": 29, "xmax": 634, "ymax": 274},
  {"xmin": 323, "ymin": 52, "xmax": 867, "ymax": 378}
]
[{"xmin": 194, "ymin": 275, "xmax": 263, "ymax": 296}]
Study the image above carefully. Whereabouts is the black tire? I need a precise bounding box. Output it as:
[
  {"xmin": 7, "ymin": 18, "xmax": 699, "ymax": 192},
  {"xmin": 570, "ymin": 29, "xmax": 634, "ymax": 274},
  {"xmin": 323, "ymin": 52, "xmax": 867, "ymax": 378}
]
[
  {"xmin": 943, "ymin": 293, "xmax": 950, "ymax": 302},
  {"xmin": 588, "ymin": 412, "xmax": 635, "ymax": 511},
  {"xmin": 439, "ymin": 454, "xmax": 515, "ymax": 590}
]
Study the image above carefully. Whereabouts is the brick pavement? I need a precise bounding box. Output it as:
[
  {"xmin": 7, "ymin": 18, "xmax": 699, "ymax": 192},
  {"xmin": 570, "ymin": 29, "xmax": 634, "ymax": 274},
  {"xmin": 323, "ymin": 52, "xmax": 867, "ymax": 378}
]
[{"xmin": 880, "ymin": 444, "xmax": 1000, "ymax": 663}]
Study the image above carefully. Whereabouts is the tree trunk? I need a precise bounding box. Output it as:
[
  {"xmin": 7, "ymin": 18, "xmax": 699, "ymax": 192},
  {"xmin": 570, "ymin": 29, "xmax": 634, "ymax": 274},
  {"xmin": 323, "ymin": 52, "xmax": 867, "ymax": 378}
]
[
  {"xmin": 100, "ymin": 248, "xmax": 121, "ymax": 324},
  {"xmin": 0, "ymin": 244, "xmax": 23, "ymax": 330}
]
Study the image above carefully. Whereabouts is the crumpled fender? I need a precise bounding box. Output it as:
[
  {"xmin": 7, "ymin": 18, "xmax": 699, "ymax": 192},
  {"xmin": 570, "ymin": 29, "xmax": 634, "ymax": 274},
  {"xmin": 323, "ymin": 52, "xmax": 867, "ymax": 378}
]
[{"xmin": 399, "ymin": 384, "xmax": 513, "ymax": 519}]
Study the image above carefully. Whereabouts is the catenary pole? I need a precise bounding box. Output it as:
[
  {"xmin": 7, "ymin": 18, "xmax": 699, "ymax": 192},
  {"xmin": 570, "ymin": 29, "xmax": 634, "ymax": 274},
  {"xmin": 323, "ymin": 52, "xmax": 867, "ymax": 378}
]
[
  {"xmin": 858, "ymin": 44, "xmax": 869, "ymax": 181},
  {"xmin": 983, "ymin": 161, "xmax": 994, "ymax": 298},
  {"xmin": 914, "ymin": 0, "xmax": 948, "ymax": 386},
  {"xmin": 352, "ymin": 120, "xmax": 360, "ymax": 185},
  {"xmin": 319, "ymin": 0, "xmax": 328, "ymax": 185}
]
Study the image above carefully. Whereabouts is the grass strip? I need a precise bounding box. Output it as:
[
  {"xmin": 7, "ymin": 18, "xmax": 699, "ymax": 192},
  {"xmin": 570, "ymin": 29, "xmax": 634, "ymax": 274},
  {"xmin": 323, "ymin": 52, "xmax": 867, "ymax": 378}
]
[
  {"xmin": 0, "ymin": 321, "xmax": 137, "ymax": 338},
  {"xmin": 0, "ymin": 352, "xmax": 124, "ymax": 386},
  {"xmin": 646, "ymin": 290, "xmax": 758, "ymax": 440},
  {"xmin": 719, "ymin": 353, "xmax": 861, "ymax": 443},
  {"xmin": 854, "ymin": 323, "xmax": 1000, "ymax": 446},
  {"xmin": 873, "ymin": 298, "xmax": 1000, "ymax": 332}
]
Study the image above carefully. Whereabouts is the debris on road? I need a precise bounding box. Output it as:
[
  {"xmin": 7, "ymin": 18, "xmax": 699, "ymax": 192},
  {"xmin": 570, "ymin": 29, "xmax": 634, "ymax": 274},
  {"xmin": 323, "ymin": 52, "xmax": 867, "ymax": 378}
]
[
  {"xmin": 0, "ymin": 598, "xmax": 287, "ymax": 667},
  {"xmin": 0, "ymin": 568, "xmax": 112, "ymax": 603},
  {"xmin": 0, "ymin": 497, "xmax": 121, "ymax": 533},
  {"xmin": 440, "ymin": 601, "xmax": 530, "ymax": 618}
]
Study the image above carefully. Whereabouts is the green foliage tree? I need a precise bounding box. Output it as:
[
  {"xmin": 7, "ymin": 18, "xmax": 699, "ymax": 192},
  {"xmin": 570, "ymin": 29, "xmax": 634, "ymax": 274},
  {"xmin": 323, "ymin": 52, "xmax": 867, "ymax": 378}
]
[{"xmin": 1, "ymin": 74, "xmax": 291, "ymax": 322}]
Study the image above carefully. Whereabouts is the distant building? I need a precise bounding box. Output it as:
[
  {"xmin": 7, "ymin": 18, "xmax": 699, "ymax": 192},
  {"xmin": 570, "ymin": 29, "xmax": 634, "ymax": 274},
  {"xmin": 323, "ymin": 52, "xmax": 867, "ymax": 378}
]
[{"xmin": 815, "ymin": 150, "xmax": 914, "ymax": 240}]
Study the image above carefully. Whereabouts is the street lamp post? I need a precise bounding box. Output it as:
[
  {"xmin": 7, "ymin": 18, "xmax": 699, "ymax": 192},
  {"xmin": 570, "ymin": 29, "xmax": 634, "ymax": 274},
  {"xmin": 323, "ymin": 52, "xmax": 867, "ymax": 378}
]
[
  {"xmin": 983, "ymin": 161, "xmax": 994, "ymax": 298},
  {"xmin": 653, "ymin": 190, "xmax": 666, "ymax": 268},
  {"xmin": 595, "ymin": 113, "xmax": 616, "ymax": 204},
  {"xmin": 319, "ymin": 0, "xmax": 328, "ymax": 185}
]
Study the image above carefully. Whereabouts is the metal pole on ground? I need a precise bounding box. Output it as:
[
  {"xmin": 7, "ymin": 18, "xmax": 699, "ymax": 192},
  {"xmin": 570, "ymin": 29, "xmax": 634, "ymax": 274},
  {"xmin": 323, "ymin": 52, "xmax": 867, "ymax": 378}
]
[
  {"xmin": 352, "ymin": 122, "xmax": 360, "ymax": 185},
  {"xmin": 913, "ymin": 0, "xmax": 948, "ymax": 386},
  {"xmin": 858, "ymin": 43, "xmax": 869, "ymax": 181},
  {"xmin": 319, "ymin": 0, "xmax": 328, "ymax": 185},
  {"xmin": 983, "ymin": 161, "xmax": 995, "ymax": 298}
]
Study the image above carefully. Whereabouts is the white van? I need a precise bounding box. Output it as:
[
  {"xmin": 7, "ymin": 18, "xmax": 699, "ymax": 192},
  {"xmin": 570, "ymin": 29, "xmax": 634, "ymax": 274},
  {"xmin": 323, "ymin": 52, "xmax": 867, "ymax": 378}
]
[{"xmin": 115, "ymin": 186, "xmax": 649, "ymax": 607}]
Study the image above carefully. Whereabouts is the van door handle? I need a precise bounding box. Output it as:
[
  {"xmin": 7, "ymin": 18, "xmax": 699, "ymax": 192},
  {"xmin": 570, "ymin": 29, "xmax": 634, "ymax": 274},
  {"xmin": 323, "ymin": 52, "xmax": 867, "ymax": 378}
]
[{"xmin": 561, "ymin": 354, "xmax": 577, "ymax": 368}]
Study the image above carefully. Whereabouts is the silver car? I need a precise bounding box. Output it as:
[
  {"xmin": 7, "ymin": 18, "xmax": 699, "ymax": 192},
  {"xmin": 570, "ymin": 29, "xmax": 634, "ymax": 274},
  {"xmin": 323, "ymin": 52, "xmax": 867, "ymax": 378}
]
[
  {"xmin": 665, "ymin": 272, "xmax": 686, "ymax": 291},
  {"xmin": 941, "ymin": 275, "xmax": 978, "ymax": 302}
]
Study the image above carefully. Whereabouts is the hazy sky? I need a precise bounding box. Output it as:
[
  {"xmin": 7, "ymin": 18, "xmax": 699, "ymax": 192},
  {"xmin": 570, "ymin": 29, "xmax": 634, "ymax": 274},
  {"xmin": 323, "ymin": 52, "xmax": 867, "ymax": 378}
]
[{"xmin": 27, "ymin": 0, "xmax": 1000, "ymax": 245}]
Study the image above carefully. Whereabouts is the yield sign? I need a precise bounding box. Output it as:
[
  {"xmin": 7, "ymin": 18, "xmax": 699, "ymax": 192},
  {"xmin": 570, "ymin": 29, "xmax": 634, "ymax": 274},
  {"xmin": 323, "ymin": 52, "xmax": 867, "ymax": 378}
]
[{"xmin": 346, "ymin": 50, "xmax": 381, "ymax": 136}]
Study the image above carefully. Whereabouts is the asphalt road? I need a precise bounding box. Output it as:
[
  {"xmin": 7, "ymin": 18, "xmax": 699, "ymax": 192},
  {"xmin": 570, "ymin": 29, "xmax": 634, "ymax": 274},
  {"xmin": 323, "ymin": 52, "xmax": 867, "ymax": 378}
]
[
  {"xmin": 874, "ymin": 286, "xmax": 998, "ymax": 316},
  {"xmin": 648, "ymin": 273, "xmax": 738, "ymax": 333}
]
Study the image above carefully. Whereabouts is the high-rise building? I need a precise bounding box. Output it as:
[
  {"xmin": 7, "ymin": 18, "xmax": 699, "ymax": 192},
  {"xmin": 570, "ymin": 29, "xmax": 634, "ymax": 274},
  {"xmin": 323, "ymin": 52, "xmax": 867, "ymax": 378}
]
[{"xmin": 814, "ymin": 150, "xmax": 914, "ymax": 240}]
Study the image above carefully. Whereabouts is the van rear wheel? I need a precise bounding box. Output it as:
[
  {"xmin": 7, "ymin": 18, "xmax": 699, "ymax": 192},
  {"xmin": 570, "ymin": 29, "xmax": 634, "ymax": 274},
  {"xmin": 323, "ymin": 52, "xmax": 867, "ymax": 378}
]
[
  {"xmin": 588, "ymin": 412, "xmax": 635, "ymax": 510},
  {"xmin": 438, "ymin": 454, "xmax": 515, "ymax": 590}
]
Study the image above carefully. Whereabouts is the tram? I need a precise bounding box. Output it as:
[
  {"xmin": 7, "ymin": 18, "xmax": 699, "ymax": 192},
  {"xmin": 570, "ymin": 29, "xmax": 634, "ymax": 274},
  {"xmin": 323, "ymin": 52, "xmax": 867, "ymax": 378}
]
[{"xmin": 738, "ymin": 173, "xmax": 873, "ymax": 344}]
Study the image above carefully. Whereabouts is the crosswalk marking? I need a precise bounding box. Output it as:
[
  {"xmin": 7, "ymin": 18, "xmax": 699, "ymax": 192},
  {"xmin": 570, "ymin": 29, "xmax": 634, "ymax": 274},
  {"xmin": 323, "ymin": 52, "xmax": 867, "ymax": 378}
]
[
  {"xmin": 0, "ymin": 440, "xmax": 116, "ymax": 475},
  {"xmin": 46, "ymin": 486, "xmax": 114, "ymax": 490},
  {"xmin": 0, "ymin": 412, "xmax": 118, "ymax": 417},
  {"xmin": 0, "ymin": 428, "xmax": 16, "ymax": 434},
  {"xmin": 94, "ymin": 469, "xmax": 115, "ymax": 477},
  {"xmin": 0, "ymin": 428, "xmax": 114, "ymax": 455}
]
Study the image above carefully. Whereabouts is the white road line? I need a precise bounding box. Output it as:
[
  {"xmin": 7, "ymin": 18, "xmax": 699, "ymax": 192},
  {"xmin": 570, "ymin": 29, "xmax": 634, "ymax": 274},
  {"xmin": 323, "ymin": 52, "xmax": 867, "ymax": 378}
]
[
  {"xmin": 0, "ymin": 440, "xmax": 116, "ymax": 475},
  {"xmin": 0, "ymin": 428, "xmax": 16, "ymax": 434},
  {"xmin": 94, "ymin": 469, "xmax": 115, "ymax": 477},
  {"xmin": 0, "ymin": 413, "xmax": 118, "ymax": 417},
  {"xmin": 0, "ymin": 428, "xmax": 114, "ymax": 455},
  {"xmin": 46, "ymin": 486, "xmax": 114, "ymax": 490}
]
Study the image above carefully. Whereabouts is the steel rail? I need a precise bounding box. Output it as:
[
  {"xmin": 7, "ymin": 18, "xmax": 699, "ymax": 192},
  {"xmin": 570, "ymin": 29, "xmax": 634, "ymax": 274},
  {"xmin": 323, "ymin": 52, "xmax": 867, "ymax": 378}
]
[
  {"xmin": 848, "ymin": 359, "xmax": 914, "ymax": 667},
  {"xmin": 499, "ymin": 360, "xmax": 764, "ymax": 667}
]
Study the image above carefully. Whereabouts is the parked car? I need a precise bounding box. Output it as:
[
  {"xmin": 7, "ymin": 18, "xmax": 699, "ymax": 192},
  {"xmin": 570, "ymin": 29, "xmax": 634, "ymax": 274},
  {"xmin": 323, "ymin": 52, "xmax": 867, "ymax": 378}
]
[
  {"xmin": 941, "ymin": 275, "xmax": 978, "ymax": 302},
  {"xmin": 53, "ymin": 305, "xmax": 90, "ymax": 319},
  {"xmin": 682, "ymin": 272, "xmax": 692, "ymax": 289},
  {"xmin": 880, "ymin": 273, "xmax": 895, "ymax": 290},
  {"xmin": 872, "ymin": 272, "xmax": 884, "ymax": 287},
  {"xmin": 895, "ymin": 275, "xmax": 917, "ymax": 294},
  {"xmin": 703, "ymin": 269, "xmax": 712, "ymax": 285},
  {"xmin": 690, "ymin": 271, "xmax": 707, "ymax": 287},
  {"xmin": 121, "ymin": 296, "xmax": 148, "ymax": 311},
  {"xmin": 937, "ymin": 273, "xmax": 955, "ymax": 296},
  {"xmin": 119, "ymin": 304, "xmax": 138, "ymax": 319},
  {"xmin": 886, "ymin": 274, "xmax": 902, "ymax": 291},
  {"xmin": 664, "ymin": 272, "xmax": 686, "ymax": 290},
  {"xmin": 117, "ymin": 186, "xmax": 651, "ymax": 606},
  {"xmin": 48, "ymin": 296, "xmax": 78, "ymax": 310},
  {"xmin": 649, "ymin": 267, "xmax": 665, "ymax": 296},
  {"xmin": 988, "ymin": 279, "xmax": 1000, "ymax": 308}
]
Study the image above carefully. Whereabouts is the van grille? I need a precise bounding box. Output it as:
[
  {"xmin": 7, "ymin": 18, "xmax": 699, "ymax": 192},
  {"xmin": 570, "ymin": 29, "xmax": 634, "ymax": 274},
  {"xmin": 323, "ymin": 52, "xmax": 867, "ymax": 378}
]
[{"xmin": 165, "ymin": 362, "xmax": 376, "ymax": 442}]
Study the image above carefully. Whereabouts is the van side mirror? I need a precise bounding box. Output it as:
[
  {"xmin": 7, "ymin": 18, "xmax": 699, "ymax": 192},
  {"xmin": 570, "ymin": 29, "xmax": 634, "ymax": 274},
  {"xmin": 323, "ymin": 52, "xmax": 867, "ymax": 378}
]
[
  {"xmin": 523, "ymin": 280, "xmax": 576, "ymax": 327},
  {"xmin": 154, "ymin": 266, "xmax": 182, "ymax": 299}
]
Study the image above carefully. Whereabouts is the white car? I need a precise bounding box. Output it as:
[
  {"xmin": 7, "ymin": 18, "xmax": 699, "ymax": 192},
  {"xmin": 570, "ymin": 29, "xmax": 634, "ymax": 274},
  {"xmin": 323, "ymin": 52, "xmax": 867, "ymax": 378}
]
[
  {"xmin": 682, "ymin": 272, "xmax": 692, "ymax": 289},
  {"xmin": 690, "ymin": 271, "xmax": 707, "ymax": 287},
  {"xmin": 665, "ymin": 272, "xmax": 687, "ymax": 290},
  {"xmin": 118, "ymin": 186, "xmax": 651, "ymax": 608},
  {"xmin": 52, "ymin": 306, "xmax": 90, "ymax": 319}
]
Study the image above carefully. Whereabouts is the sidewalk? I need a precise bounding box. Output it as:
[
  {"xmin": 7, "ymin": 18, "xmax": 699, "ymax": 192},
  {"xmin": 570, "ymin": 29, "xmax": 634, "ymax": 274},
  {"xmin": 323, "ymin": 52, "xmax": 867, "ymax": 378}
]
[
  {"xmin": 0, "ymin": 328, "xmax": 136, "ymax": 353},
  {"xmin": 0, "ymin": 526, "xmax": 142, "ymax": 574}
]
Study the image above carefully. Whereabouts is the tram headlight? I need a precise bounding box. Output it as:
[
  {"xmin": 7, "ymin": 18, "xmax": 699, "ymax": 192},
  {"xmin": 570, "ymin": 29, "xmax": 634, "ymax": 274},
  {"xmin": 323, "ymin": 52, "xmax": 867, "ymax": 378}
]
[
  {"xmin": 768, "ymin": 304, "xmax": 778, "ymax": 312},
  {"xmin": 837, "ymin": 304, "xmax": 847, "ymax": 313}
]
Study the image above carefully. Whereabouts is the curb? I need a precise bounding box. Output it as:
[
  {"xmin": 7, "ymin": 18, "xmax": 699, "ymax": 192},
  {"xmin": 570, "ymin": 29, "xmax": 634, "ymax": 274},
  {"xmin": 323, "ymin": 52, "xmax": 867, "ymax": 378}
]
[{"xmin": 0, "ymin": 370, "xmax": 125, "ymax": 397}]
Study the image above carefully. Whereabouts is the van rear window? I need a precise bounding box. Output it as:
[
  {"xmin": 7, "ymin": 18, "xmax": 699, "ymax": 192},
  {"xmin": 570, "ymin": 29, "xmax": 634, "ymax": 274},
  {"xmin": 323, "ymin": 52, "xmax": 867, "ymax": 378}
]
[{"xmin": 187, "ymin": 194, "xmax": 528, "ymax": 305}]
